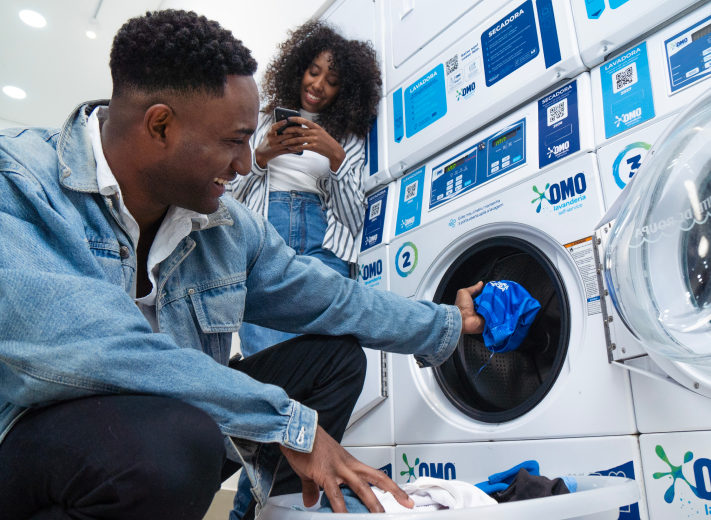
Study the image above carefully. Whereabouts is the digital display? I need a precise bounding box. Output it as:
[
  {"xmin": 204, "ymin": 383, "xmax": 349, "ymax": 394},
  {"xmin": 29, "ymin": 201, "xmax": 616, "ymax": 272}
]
[
  {"xmin": 444, "ymin": 154, "xmax": 472, "ymax": 174},
  {"xmin": 692, "ymin": 23, "xmax": 711, "ymax": 42},
  {"xmin": 491, "ymin": 126, "xmax": 520, "ymax": 148}
]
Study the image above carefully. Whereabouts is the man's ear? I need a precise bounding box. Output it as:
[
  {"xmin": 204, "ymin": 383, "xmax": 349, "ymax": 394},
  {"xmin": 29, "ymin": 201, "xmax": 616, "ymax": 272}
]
[{"xmin": 144, "ymin": 104, "xmax": 174, "ymax": 145}]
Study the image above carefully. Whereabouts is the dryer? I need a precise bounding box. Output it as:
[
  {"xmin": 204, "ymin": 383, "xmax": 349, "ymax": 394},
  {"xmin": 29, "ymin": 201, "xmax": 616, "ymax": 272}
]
[
  {"xmin": 591, "ymin": 2, "xmax": 711, "ymax": 149},
  {"xmin": 383, "ymin": 0, "xmax": 585, "ymax": 180},
  {"xmin": 384, "ymin": 73, "xmax": 636, "ymax": 445},
  {"xmin": 319, "ymin": 0, "xmax": 392, "ymax": 194},
  {"xmin": 571, "ymin": 0, "xmax": 702, "ymax": 68},
  {"xmin": 594, "ymin": 87, "xmax": 711, "ymax": 519}
]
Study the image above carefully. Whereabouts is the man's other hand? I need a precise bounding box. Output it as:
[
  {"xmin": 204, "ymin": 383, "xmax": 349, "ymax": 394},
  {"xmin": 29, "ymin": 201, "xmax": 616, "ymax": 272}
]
[
  {"xmin": 279, "ymin": 425, "xmax": 414, "ymax": 513},
  {"xmin": 455, "ymin": 281, "xmax": 486, "ymax": 335}
]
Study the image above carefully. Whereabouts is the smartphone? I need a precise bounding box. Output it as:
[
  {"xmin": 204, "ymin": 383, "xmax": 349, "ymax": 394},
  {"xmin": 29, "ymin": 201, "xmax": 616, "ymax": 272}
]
[{"xmin": 274, "ymin": 107, "xmax": 303, "ymax": 156}]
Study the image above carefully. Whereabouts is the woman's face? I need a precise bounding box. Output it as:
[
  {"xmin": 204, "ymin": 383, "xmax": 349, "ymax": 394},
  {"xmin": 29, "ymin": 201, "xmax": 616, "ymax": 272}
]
[{"xmin": 300, "ymin": 51, "xmax": 340, "ymax": 113}]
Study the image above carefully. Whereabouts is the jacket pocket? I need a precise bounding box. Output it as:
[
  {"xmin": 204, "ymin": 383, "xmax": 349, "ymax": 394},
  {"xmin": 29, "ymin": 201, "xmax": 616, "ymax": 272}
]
[{"xmin": 188, "ymin": 274, "xmax": 246, "ymax": 333}]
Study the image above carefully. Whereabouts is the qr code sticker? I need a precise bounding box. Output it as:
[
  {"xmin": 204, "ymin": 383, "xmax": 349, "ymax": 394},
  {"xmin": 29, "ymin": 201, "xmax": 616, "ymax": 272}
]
[
  {"xmin": 445, "ymin": 54, "xmax": 459, "ymax": 76},
  {"xmin": 369, "ymin": 200, "xmax": 382, "ymax": 220},
  {"xmin": 612, "ymin": 62, "xmax": 638, "ymax": 94},
  {"xmin": 404, "ymin": 180, "xmax": 418, "ymax": 202},
  {"xmin": 547, "ymin": 98, "xmax": 568, "ymax": 126}
]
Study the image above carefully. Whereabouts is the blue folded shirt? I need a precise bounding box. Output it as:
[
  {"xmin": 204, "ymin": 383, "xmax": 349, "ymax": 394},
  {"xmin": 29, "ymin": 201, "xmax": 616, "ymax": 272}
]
[{"xmin": 474, "ymin": 281, "xmax": 541, "ymax": 353}]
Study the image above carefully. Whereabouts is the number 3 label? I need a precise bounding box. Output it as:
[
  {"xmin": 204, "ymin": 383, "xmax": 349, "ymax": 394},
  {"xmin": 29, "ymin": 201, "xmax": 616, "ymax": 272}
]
[{"xmin": 396, "ymin": 242, "xmax": 418, "ymax": 277}]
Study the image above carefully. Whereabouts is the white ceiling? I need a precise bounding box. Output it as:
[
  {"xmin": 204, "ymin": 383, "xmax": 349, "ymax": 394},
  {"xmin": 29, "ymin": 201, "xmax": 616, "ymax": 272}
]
[{"xmin": 0, "ymin": 0, "xmax": 329, "ymax": 128}]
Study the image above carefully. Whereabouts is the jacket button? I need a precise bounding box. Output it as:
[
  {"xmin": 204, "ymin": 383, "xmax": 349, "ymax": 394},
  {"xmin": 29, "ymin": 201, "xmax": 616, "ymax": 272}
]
[
  {"xmin": 188, "ymin": 289, "xmax": 195, "ymax": 295},
  {"xmin": 119, "ymin": 246, "xmax": 130, "ymax": 259}
]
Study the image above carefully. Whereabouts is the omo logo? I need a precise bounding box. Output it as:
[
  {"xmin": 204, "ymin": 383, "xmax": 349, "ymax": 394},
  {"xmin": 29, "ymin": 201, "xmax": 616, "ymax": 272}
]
[
  {"xmin": 400, "ymin": 453, "xmax": 456, "ymax": 483},
  {"xmin": 615, "ymin": 107, "xmax": 642, "ymax": 128},
  {"xmin": 456, "ymin": 82, "xmax": 476, "ymax": 101},
  {"xmin": 531, "ymin": 173, "xmax": 587, "ymax": 213},
  {"xmin": 359, "ymin": 259, "xmax": 383, "ymax": 281},
  {"xmin": 669, "ymin": 37, "xmax": 689, "ymax": 52},
  {"xmin": 612, "ymin": 141, "xmax": 651, "ymax": 190},
  {"xmin": 653, "ymin": 445, "xmax": 711, "ymax": 504},
  {"xmin": 395, "ymin": 242, "xmax": 418, "ymax": 277},
  {"xmin": 547, "ymin": 141, "xmax": 570, "ymax": 158}
]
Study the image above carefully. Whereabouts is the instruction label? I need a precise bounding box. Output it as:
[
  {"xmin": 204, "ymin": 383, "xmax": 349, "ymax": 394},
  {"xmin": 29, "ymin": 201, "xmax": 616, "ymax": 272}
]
[
  {"xmin": 404, "ymin": 64, "xmax": 447, "ymax": 138},
  {"xmin": 538, "ymin": 80, "xmax": 580, "ymax": 168},
  {"xmin": 601, "ymin": 43, "xmax": 655, "ymax": 139},
  {"xmin": 395, "ymin": 166, "xmax": 425, "ymax": 236},
  {"xmin": 664, "ymin": 14, "xmax": 711, "ymax": 94},
  {"xmin": 564, "ymin": 237, "xmax": 601, "ymax": 315},
  {"xmin": 360, "ymin": 186, "xmax": 389, "ymax": 252},
  {"xmin": 482, "ymin": 1, "xmax": 540, "ymax": 87}
]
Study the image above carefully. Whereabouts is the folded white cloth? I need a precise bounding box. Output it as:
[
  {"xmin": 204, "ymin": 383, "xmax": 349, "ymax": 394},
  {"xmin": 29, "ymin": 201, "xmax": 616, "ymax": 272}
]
[{"xmin": 372, "ymin": 477, "xmax": 498, "ymax": 512}]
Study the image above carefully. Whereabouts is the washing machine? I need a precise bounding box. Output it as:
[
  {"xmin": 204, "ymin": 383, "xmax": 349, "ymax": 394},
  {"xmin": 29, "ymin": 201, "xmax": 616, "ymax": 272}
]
[
  {"xmin": 381, "ymin": 71, "xmax": 636, "ymax": 447},
  {"xmin": 591, "ymin": 1, "xmax": 711, "ymax": 149},
  {"xmin": 342, "ymin": 183, "xmax": 397, "ymax": 448},
  {"xmin": 384, "ymin": 0, "xmax": 585, "ymax": 180},
  {"xmin": 594, "ymin": 87, "xmax": 711, "ymax": 518},
  {"xmin": 571, "ymin": 0, "xmax": 703, "ymax": 68},
  {"xmin": 319, "ymin": 0, "xmax": 392, "ymax": 194}
]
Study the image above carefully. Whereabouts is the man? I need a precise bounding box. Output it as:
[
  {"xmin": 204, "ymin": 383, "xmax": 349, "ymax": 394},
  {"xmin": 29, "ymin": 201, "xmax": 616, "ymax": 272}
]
[{"xmin": 0, "ymin": 10, "xmax": 484, "ymax": 520}]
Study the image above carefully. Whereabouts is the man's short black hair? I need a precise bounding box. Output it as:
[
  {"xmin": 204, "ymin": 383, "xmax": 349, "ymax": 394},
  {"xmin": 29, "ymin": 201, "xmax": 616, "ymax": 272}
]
[{"xmin": 110, "ymin": 10, "xmax": 257, "ymax": 97}]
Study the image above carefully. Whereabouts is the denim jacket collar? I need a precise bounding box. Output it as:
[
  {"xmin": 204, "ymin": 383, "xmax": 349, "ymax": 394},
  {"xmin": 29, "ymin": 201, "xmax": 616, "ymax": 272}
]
[{"xmin": 57, "ymin": 100, "xmax": 233, "ymax": 231}]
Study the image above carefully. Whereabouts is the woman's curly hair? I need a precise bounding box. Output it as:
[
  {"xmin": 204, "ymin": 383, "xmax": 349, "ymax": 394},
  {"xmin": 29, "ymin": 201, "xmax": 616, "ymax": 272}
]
[{"xmin": 261, "ymin": 21, "xmax": 382, "ymax": 143}]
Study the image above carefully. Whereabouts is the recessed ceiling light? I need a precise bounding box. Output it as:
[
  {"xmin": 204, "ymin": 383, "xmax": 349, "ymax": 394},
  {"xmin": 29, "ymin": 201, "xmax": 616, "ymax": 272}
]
[
  {"xmin": 86, "ymin": 18, "xmax": 99, "ymax": 39},
  {"xmin": 19, "ymin": 10, "xmax": 46, "ymax": 28},
  {"xmin": 3, "ymin": 86, "xmax": 27, "ymax": 99}
]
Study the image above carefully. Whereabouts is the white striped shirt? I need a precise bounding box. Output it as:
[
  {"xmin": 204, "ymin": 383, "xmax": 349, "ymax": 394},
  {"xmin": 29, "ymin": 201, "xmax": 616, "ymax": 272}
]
[{"xmin": 228, "ymin": 112, "xmax": 367, "ymax": 263}]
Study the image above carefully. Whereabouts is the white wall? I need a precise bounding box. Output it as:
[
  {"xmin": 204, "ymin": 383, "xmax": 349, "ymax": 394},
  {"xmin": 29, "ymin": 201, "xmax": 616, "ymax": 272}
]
[{"xmin": 0, "ymin": 117, "xmax": 25, "ymax": 129}]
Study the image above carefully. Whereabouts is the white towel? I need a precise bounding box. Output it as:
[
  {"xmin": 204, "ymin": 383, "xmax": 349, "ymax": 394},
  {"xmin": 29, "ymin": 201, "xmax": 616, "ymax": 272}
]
[{"xmin": 372, "ymin": 477, "xmax": 497, "ymax": 512}]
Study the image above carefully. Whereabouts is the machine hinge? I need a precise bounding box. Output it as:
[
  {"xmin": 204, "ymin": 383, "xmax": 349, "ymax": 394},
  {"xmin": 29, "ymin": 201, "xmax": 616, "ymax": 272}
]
[
  {"xmin": 593, "ymin": 226, "xmax": 615, "ymax": 363},
  {"xmin": 380, "ymin": 351, "xmax": 388, "ymax": 398}
]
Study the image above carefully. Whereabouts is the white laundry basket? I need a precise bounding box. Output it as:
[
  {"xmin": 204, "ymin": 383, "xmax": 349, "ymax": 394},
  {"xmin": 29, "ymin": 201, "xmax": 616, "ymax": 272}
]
[{"xmin": 258, "ymin": 476, "xmax": 638, "ymax": 520}]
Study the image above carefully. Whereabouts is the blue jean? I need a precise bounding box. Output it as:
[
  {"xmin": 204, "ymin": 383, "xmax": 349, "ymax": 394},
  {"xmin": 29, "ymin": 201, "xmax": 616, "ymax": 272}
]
[{"xmin": 238, "ymin": 192, "xmax": 350, "ymax": 358}]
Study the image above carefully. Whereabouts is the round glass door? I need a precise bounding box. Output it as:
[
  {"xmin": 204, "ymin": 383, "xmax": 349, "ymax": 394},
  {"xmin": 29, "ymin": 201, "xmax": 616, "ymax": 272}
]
[
  {"xmin": 433, "ymin": 237, "xmax": 570, "ymax": 423},
  {"xmin": 605, "ymin": 88, "xmax": 711, "ymax": 368}
]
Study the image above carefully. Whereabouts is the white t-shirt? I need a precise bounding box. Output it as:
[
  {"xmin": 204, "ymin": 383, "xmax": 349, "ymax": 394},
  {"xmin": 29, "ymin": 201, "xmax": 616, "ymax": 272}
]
[
  {"xmin": 87, "ymin": 106, "xmax": 209, "ymax": 332},
  {"xmin": 268, "ymin": 109, "xmax": 333, "ymax": 194}
]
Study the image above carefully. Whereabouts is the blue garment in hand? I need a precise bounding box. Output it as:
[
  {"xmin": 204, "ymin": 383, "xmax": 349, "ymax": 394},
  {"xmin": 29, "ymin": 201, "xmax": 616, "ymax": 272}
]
[{"xmin": 474, "ymin": 281, "xmax": 541, "ymax": 353}]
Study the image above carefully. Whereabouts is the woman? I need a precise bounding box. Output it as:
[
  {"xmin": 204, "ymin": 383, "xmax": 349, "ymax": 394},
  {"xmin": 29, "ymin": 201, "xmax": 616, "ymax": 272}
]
[{"xmin": 229, "ymin": 21, "xmax": 382, "ymax": 358}]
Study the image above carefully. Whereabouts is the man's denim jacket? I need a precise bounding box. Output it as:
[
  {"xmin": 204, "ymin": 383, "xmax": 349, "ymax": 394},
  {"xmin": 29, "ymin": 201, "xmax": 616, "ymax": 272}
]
[{"xmin": 0, "ymin": 102, "xmax": 461, "ymax": 509}]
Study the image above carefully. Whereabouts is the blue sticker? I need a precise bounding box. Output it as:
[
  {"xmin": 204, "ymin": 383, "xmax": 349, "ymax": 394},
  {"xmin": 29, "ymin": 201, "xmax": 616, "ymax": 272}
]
[
  {"xmin": 585, "ymin": 0, "xmax": 605, "ymax": 19},
  {"xmin": 591, "ymin": 461, "xmax": 640, "ymax": 520},
  {"xmin": 536, "ymin": 0, "xmax": 561, "ymax": 69},
  {"xmin": 369, "ymin": 116, "xmax": 378, "ymax": 176},
  {"xmin": 538, "ymin": 80, "xmax": 580, "ymax": 168},
  {"xmin": 482, "ymin": 1, "xmax": 540, "ymax": 87},
  {"xmin": 430, "ymin": 118, "xmax": 526, "ymax": 210},
  {"xmin": 393, "ymin": 88, "xmax": 404, "ymax": 143},
  {"xmin": 395, "ymin": 166, "xmax": 425, "ymax": 236},
  {"xmin": 360, "ymin": 187, "xmax": 389, "ymax": 252},
  {"xmin": 608, "ymin": 0, "xmax": 631, "ymax": 8},
  {"xmin": 664, "ymin": 14, "xmax": 711, "ymax": 94},
  {"xmin": 404, "ymin": 64, "xmax": 447, "ymax": 138},
  {"xmin": 601, "ymin": 43, "xmax": 655, "ymax": 139}
]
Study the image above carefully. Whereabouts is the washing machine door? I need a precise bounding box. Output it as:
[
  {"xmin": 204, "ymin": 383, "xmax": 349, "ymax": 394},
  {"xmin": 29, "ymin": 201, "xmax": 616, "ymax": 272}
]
[
  {"xmin": 432, "ymin": 236, "xmax": 571, "ymax": 423},
  {"xmin": 604, "ymin": 87, "xmax": 711, "ymax": 393}
]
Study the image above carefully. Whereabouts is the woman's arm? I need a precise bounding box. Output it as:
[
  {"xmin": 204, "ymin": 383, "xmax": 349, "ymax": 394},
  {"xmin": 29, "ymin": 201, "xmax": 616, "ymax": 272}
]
[{"xmin": 280, "ymin": 118, "xmax": 367, "ymax": 237}]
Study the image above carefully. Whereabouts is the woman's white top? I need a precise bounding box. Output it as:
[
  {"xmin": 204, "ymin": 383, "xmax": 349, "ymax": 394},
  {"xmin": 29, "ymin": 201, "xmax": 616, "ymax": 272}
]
[
  {"xmin": 228, "ymin": 110, "xmax": 367, "ymax": 263},
  {"xmin": 268, "ymin": 110, "xmax": 331, "ymax": 194}
]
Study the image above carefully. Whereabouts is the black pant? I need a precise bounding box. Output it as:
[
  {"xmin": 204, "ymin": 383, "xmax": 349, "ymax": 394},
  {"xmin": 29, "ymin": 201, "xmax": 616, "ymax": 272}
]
[{"xmin": 0, "ymin": 335, "xmax": 366, "ymax": 520}]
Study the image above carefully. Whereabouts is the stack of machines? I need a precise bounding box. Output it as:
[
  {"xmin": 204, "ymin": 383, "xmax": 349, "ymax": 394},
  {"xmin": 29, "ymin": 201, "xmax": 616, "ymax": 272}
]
[{"xmin": 320, "ymin": 0, "xmax": 711, "ymax": 518}]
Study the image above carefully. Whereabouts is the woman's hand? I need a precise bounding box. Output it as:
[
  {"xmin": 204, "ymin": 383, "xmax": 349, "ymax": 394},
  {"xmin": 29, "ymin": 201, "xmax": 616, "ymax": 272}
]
[
  {"xmin": 280, "ymin": 116, "xmax": 346, "ymax": 171},
  {"xmin": 254, "ymin": 120, "xmax": 300, "ymax": 169}
]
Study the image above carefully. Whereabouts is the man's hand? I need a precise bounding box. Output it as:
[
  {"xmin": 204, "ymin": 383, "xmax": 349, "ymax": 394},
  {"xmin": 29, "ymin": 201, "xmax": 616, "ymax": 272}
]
[
  {"xmin": 455, "ymin": 281, "xmax": 486, "ymax": 335},
  {"xmin": 279, "ymin": 425, "xmax": 414, "ymax": 513}
]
